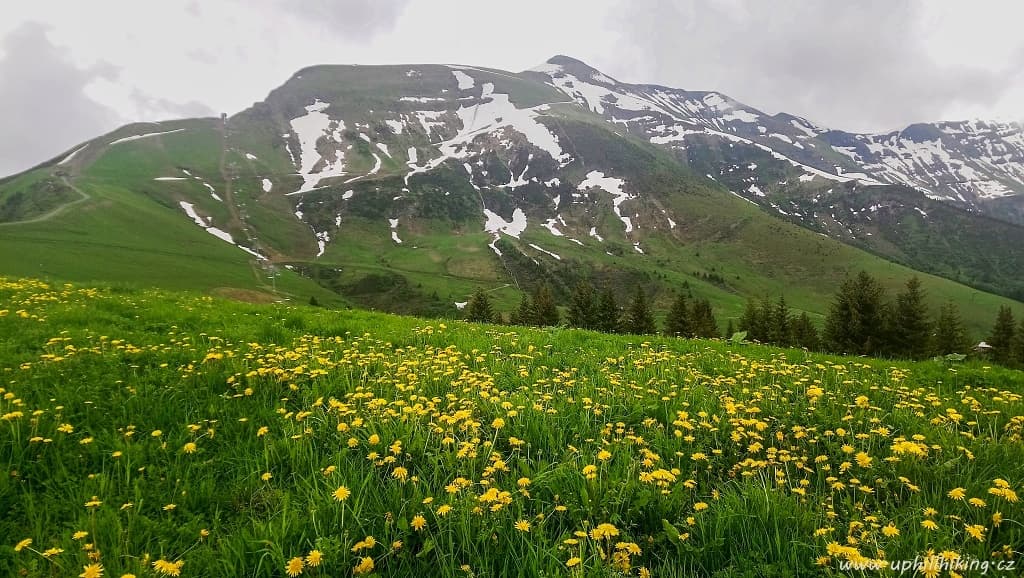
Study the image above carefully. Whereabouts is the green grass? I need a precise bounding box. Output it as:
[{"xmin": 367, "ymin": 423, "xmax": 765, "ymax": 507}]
[{"xmin": 1, "ymin": 277, "xmax": 1022, "ymax": 577}]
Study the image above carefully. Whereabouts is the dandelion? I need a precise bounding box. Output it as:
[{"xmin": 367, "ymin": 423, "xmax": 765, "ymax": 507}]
[
  {"xmin": 964, "ymin": 524, "xmax": 986, "ymax": 541},
  {"xmin": 411, "ymin": 514, "xmax": 427, "ymax": 531},
  {"xmin": 597, "ymin": 450, "xmax": 612, "ymax": 461},
  {"xmin": 947, "ymin": 487, "xmax": 967, "ymax": 500},
  {"xmin": 306, "ymin": 550, "xmax": 322, "ymax": 567},
  {"xmin": 921, "ymin": 519, "xmax": 938, "ymax": 531},
  {"xmin": 968, "ymin": 497, "xmax": 986, "ymax": 508},
  {"xmin": 436, "ymin": 504, "xmax": 452, "ymax": 517},
  {"xmin": 14, "ymin": 538, "xmax": 32, "ymax": 552},
  {"xmin": 151, "ymin": 559, "xmax": 184, "ymax": 576},
  {"xmin": 285, "ymin": 556, "xmax": 304, "ymax": 576},
  {"xmin": 333, "ymin": 485, "xmax": 351, "ymax": 501},
  {"xmin": 514, "ymin": 520, "xmax": 531, "ymax": 532},
  {"xmin": 566, "ymin": 557, "xmax": 582, "ymax": 568},
  {"xmin": 881, "ymin": 524, "xmax": 899, "ymax": 537},
  {"xmin": 392, "ymin": 466, "xmax": 409, "ymax": 481},
  {"xmin": 79, "ymin": 563, "xmax": 104, "ymax": 578},
  {"xmin": 182, "ymin": 442, "xmax": 197, "ymax": 454},
  {"xmin": 694, "ymin": 502, "xmax": 709, "ymax": 512},
  {"xmin": 854, "ymin": 452, "xmax": 872, "ymax": 468},
  {"xmin": 353, "ymin": 556, "xmax": 374, "ymax": 575}
]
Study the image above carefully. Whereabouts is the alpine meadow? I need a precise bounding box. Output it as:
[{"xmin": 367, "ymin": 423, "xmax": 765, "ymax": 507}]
[{"xmin": 2, "ymin": 2, "xmax": 1024, "ymax": 576}]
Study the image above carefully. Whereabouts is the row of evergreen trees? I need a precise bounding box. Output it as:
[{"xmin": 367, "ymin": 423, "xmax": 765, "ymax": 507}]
[
  {"xmin": 465, "ymin": 282, "xmax": 720, "ymax": 337},
  {"xmin": 464, "ymin": 272, "xmax": 1024, "ymax": 367}
]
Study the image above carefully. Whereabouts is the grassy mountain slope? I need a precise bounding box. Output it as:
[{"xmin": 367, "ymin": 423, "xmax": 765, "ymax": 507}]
[{"xmin": 0, "ymin": 62, "xmax": 1020, "ymax": 337}]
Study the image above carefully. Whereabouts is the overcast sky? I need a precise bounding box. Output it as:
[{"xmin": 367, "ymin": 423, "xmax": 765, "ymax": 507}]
[{"xmin": 2, "ymin": 0, "xmax": 1022, "ymax": 177}]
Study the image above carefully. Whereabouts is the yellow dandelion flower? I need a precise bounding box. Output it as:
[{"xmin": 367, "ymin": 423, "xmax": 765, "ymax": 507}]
[
  {"xmin": 151, "ymin": 559, "xmax": 184, "ymax": 576},
  {"xmin": 79, "ymin": 563, "xmax": 104, "ymax": 578},
  {"xmin": 514, "ymin": 520, "xmax": 531, "ymax": 532},
  {"xmin": 353, "ymin": 556, "xmax": 375, "ymax": 575},
  {"xmin": 333, "ymin": 485, "xmax": 351, "ymax": 502},
  {"xmin": 964, "ymin": 524, "xmax": 986, "ymax": 541},
  {"xmin": 285, "ymin": 556, "xmax": 304, "ymax": 576},
  {"xmin": 14, "ymin": 538, "xmax": 32, "ymax": 552},
  {"xmin": 306, "ymin": 550, "xmax": 322, "ymax": 567},
  {"xmin": 411, "ymin": 514, "xmax": 427, "ymax": 531},
  {"xmin": 947, "ymin": 487, "xmax": 966, "ymax": 500}
]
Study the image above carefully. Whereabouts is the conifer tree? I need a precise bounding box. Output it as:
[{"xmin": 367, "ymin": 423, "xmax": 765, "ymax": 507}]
[
  {"xmin": 510, "ymin": 293, "xmax": 534, "ymax": 326},
  {"xmin": 689, "ymin": 298, "xmax": 719, "ymax": 338},
  {"xmin": 724, "ymin": 319, "xmax": 736, "ymax": 339},
  {"xmin": 790, "ymin": 312, "xmax": 820, "ymax": 350},
  {"xmin": 824, "ymin": 271, "xmax": 888, "ymax": 355},
  {"xmin": 988, "ymin": 306, "xmax": 1017, "ymax": 365},
  {"xmin": 465, "ymin": 287, "xmax": 494, "ymax": 323},
  {"xmin": 665, "ymin": 292, "xmax": 691, "ymax": 337},
  {"xmin": 890, "ymin": 276, "xmax": 932, "ymax": 359},
  {"xmin": 625, "ymin": 286, "xmax": 657, "ymax": 335},
  {"xmin": 1013, "ymin": 319, "xmax": 1024, "ymax": 367},
  {"xmin": 769, "ymin": 295, "xmax": 792, "ymax": 346},
  {"xmin": 738, "ymin": 300, "xmax": 767, "ymax": 342},
  {"xmin": 532, "ymin": 284, "xmax": 560, "ymax": 327},
  {"xmin": 568, "ymin": 282, "xmax": 598, "ymax": 329},
  {"xmin": 932, "ymin": 302, "xmax": 969, "ymax": 356},
  {"xmin": 596, "ymin": 288, "xmax": 622, "ymax": 333}
]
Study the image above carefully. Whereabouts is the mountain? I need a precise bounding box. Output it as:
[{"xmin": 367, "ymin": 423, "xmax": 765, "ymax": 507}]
[
  {"xmin": 529, "ymin": 56, "xmax": 1024, "ymax": 300},
  {"xmin": 0, "ymin": 57, "xmax": 1021, "ymax": 335}
]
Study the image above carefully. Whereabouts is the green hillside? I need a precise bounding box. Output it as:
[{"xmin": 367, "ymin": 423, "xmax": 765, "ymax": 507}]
[
  {"xmin": 0, "ymin": 63, "xmax": 1021, "ymax": 338},
  {"xmin": 1, "ymin": 277, "xmax": 1022, "ymax": 577}
]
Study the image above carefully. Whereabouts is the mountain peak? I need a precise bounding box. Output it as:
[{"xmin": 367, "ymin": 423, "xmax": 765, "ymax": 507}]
[{"xmin": 530, "ymin": 55, "xmax": 620, "ymax": 86}]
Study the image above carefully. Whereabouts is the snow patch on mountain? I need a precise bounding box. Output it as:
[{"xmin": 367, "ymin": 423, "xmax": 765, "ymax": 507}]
[
  {"xmin": 109, "ymin": 128, "xmax": 185, "ymax": 146},
  {"xmin": 529, "ymin": 243, "xmax": 561, "ymax": 260},
  {"xmin": 578, "ymin": 171, "xmax": 634, "ymax": 233},
  {"xmin": 290, "ymin": 99, "xmax": 347, "ymax": 193},
  {"xmin": 450, "ymin": 69, "xmax": 475, "ymax": 90}
]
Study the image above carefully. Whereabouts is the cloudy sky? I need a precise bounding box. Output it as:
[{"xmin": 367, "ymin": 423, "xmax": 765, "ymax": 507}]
[{"xmin": 2, "ymin": 0, "xmax": 1022, "ymax": 177}]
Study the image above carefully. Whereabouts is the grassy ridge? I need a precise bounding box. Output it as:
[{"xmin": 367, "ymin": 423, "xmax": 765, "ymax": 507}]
[{"xmin": 1, "ymin": 278, "xmax": 1022, "ymax": 577}]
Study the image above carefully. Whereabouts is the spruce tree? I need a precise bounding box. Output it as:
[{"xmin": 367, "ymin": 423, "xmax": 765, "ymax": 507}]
[
  {"xmin": 625, "ymin": 287, "xmax": 657, "ymax": 335},
  {"xmin": 689, "ymin": 298, "xmax": 719, "ymax": 338},
  {"xmin": 932, "ymin": 302, "xmax": 969, "ymax": 356},
  {"xmin": 725, "ymin": 319, "xmax": 736, "ymax": 339},
  {"xmin": 1013, "ymin": 319, "xmax": 1024, "ymax": 367},
  {"xmin": 510, "ymin": 293, "xmax": 534, "ymax": 326},
  {"xmin": 532, "ymin": 284, "xmax": 560, "ymax": 326},
  {"xmin": 988, "ymin": 306, "xmax": 1017, "ymax": 365},
  {"xmin": 465, "ymin": 287, "xmax": 494, "ymax": 323},
  {"xmin": 738, "ymin": 300, "xmax": 766, "ymax": 342},
  {"xmin": 769, "ymin": 295, "xmax": 792, "ymax": 346},
  {"xmin": 568, "ymin": 282, "xmax": 598, "ymax": 329},
  {"xmin": 791, "ymin": 312, "xmax": 820, "ymax": 350},
  {"xmin": 889, "ymin": 276, "xmax": 932, "ymax": 359},
  {"xmin": 596, "ymin": 288, "xmax": 621, "ymax": 333},
  {"xmin": 824, "ymin": 271, "xmax": 888, "ymax": 355},
  {"xmin": 665, "ymin": 292, "xmax": 691, "ymax": 337}
]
